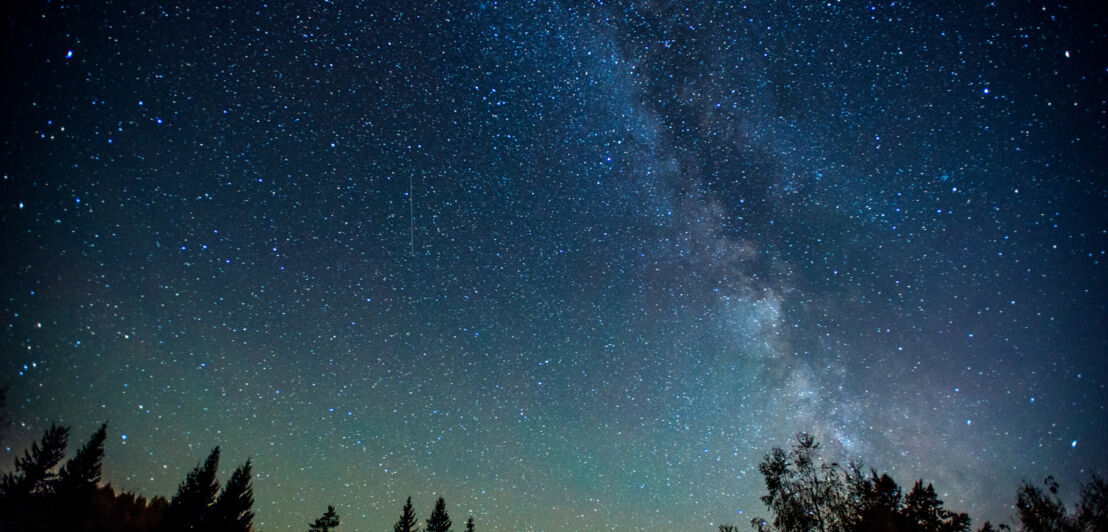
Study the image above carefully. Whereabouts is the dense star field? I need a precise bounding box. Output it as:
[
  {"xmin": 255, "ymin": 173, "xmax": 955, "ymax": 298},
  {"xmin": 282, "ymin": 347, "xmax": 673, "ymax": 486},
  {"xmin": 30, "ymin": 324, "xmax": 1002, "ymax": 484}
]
[{"xmin": 1, "ymin": 1, "xmax": 1105, "ymax": 530}]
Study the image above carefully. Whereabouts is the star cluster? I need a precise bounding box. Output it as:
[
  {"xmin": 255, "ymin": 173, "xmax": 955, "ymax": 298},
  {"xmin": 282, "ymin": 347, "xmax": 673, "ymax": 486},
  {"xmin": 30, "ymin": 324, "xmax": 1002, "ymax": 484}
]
[{"xmin": 1, "ymin": 1, "xmax": 1105, "ymax": 530}]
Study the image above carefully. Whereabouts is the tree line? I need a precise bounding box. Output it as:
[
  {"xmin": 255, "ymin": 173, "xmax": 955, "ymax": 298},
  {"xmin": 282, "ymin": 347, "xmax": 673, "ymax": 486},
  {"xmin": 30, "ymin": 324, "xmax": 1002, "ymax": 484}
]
[
  {"xmin": 0, "ymin": 396, "xmax": 1102, "ymax": 531},
  {"xmin": 0, "ymin": 418, "xmax": 476, "ymax": 531},
  {"xmin": 717, "ymin": 432, "xmax": 1106, "ymax": 532}
]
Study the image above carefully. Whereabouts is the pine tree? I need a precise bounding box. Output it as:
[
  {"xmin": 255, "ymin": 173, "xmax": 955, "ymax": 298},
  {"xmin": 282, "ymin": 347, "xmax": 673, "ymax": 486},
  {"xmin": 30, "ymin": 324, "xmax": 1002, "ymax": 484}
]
[
  {"xmin": 211, "ymin": 459, "xmax": 254, "ymax": 532},
  {"xmin": 465, "ymin": 515, "xmax": 475, "ymax": 532},
  {"xmin": 308, "ymin": 505, "xmax": 340, "ymax": 532},
  {"xmin": 394, "ymin": 496, "xmax": 420, "ymax": 532},
  {"xmin": 0, "ymin": 423, "xmax": 69, "ymax": 530},
  {"xmin": 56, "ymin": 423, "xmax": 108, "ymax": 497},
  {"xmin": 168, "ymin": 446, "xmax": 221, "ymax": 530},
  {"xmin": 51, "ymin": 423, "xmax": 109, "ymax": 530},
  {"xmin": 425, "ymin": 496, "xmax": 452, "ymax": 532},
  {"xmin": 0, "ymin": 423, "xmax": 69, "ymax": 498}
]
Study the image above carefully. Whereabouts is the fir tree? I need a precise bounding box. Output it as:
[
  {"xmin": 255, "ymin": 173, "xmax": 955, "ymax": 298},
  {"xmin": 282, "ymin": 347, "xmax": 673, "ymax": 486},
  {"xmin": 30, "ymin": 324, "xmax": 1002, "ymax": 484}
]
[
  {"xmin": 425, "ymin": 496, "xmax": 452, "ymax": 532},
  {"xmin": 168, "ymin": 446, "xmax": 221, "ymax": 530},
  {"xmin": 394, "ymin": 496, "xmax": 419, "ymax": 532},
  {"xmin": 465, "ymin": 515, "xmax": 475, "ymax": 532},
  {"xmin": 211, "ymin": 459, "xmax": 254, "ymax": 532},
  {"xmin": 308, "ymin": 505, "xmax": 340, "ymax": 532}
]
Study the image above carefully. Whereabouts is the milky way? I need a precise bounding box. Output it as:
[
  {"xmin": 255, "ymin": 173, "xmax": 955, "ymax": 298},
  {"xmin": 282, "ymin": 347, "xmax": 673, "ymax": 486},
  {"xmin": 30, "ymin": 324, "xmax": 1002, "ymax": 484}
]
[{"xmin": 1, "ymin": 2, "xmax": 1105, "ymax": 530}]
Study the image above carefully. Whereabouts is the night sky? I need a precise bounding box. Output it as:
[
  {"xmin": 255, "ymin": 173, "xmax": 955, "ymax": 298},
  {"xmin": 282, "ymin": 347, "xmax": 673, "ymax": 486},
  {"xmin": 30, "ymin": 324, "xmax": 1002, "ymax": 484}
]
[{"xmin": 1, "ymin": 1, "xmax": 1106, "ymax": 531}]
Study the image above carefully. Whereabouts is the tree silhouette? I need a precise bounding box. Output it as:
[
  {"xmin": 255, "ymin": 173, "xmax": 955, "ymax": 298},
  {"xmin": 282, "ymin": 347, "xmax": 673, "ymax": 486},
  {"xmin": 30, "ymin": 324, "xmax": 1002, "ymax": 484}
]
[
  {"xmin": 1074, "ymin": 475, "xmax": 1107, "ymax": 531},
  {"xmin": 756, "ymin": 432, "xmax": 847, "ymax": 532},
  {"xmin": 210, "ymin": 459, "xmax": 254, "ymax": 532},
  {"xmin": 56, "ymin": 423, "xmax": 108, "ymax": 497},
  {"xmin": 394, "ymin": 496, "xmax": 420, "ymax": 532},
  {"xmin": 1016, "ymin": 476, "xmax": 1071, "ymax": 532},
  {"xmin": 844, "ymin": 469, "xmax": 905, "ymax": 532},
  {"xmin": 1015, "ymin": 474, "xmax": 1108, "ymax": 532},
  {"xmin": 0, "ymin": 424, "xmax": 70, "ymax": 532},
  {"xmin": 902, "ymin": 479, "xmax": 970, "ymax": 532},
  {"xmin": 425, "ymin": 496, "xmax": 452, "ymax": 532},
  {"xmin": 0, "ymin": 423, "xmax": 69, "ymax": 499},
  {"xmin": 308, "ymin": 505, "xmax": 340, "ymax": 532},
  {"xmin": 53, "ymin": 423, "xmax": 109, "ymax": 530},
  {"xmin": 16, "ymin": 418, "xmax": 1108, "ymax": 532},
  {"xmin": 0, "ymin": 419, "xmax": 269, "ymax": 532},
  {"xmin": 167, "ymin": 447, "xmax": 221, "ymax": 530},
  {"xmin": 750, "ymin": 432, "xmax": 973, "ymax": 532}
]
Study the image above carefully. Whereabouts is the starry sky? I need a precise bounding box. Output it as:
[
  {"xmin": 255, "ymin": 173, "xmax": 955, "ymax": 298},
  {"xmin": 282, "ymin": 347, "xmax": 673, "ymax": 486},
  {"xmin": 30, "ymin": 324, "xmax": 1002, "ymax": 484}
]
[{"xmin": 1, "ymin": 1, "xmax": 1106, "ymax": 530}]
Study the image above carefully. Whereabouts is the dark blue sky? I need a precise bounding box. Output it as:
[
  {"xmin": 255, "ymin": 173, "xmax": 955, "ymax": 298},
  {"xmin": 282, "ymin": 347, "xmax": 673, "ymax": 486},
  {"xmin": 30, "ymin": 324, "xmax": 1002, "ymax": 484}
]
[{"xmin": 2, "ymin": 1, "xmax": 1105, "ymax": 530}]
